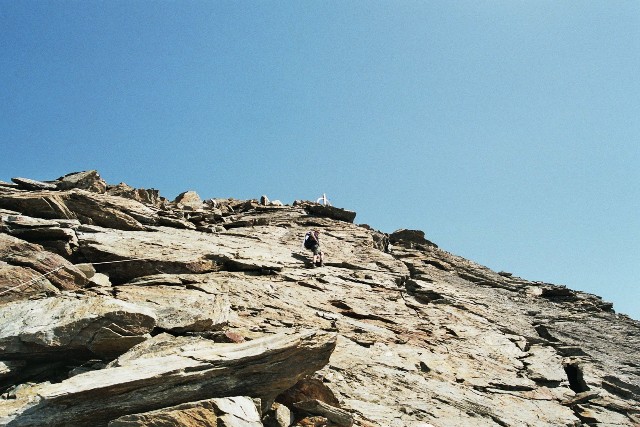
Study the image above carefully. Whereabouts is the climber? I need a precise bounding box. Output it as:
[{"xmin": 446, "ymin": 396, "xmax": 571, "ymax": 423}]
[{"xmin": 303, "ymin": 229, "xmax": 324, "ymax": 267}]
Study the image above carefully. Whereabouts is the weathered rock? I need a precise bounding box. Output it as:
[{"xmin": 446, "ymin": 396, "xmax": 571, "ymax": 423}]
[
  {"xmin": 108, "ymin": 396, "xmax": 262, "ymax": 427},
  {"xmin": 278, "ymin": 377, "xmax": 340, "ymax": 408},
  {"xmin": 55, "ymin": 170, "xmax": 107, "ymax": 193},
  {"xmin": 156, "ymin": 213, "xmax": 197, "ymax": 229},
  {"xmin": 264, "ymin": 402, "xmax": 294, "ymax": 427},
  {"xmin": 0, "ymin": 330, "xmax": 336, "ymax": 426},
  {"xmin": 0, "ymin": 181, "xmax": 19, "ymax": 189},
  {"xmin": 107, "ymin": 183, "xmax": 162, "ymax": 207},
  {"xmin": 0, "ymin": 262, "xmax": 58, "ymax": 302},
  {"xmin": 0, "ymin": 293, "xmax": 156, "ymax": 360},
  {"xmin": 114, "ymin": 285, "xmax": 230, "ymax": 333},
  {"xmin": 89, "ymin": 273, "xmax": 112, "ymax": 287},
  {"xmin": 105, "ymin": 333, "xmax": 197, "ymax": 366},
  {"xmin": 63, "ymin": 190, "xmax": 156, "ymax": 229},
  {"xmin": 0, "ymin": 190, "xmax": 72, "ymax": 219},
  {"xmin": 0, "ymin": 234, "xmax": 87, "ymax": 302},
  {"xmin": 0, "ymin": 213, "xmax": 80, "ymax": 257},
  {"xmin": 75, "ymin": 263, "xmax": 96, "ymax": 279},
  {"xmin": 523, "ymin": 344, "xmax": 567, "ymax": 385},
  {"xmin": 0, "ymin": 189, "xmax": 155, "ymax": 231},
  {"xmin": 389, "ymin": 228, "xmax": 436, "ymax": 248},
  {"xmin": 1, "ymin": 172, "xmax": 640, "ymax": 427},
  {"xmin": 174, "ymin": 190, "xmax": 203, "ymax": 211},
  {"xmin": 75, "ymin": 226, "xmax": 288, "ymax": 283},
  {"xmin": 11, "ymin": 177, "xmax": 57, "ymax": 191}
]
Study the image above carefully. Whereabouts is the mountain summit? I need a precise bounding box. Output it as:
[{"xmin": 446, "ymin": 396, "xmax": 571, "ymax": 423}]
[{"xmin": 0, "ymin": 171, "xmax": 638, "ymax": 426}]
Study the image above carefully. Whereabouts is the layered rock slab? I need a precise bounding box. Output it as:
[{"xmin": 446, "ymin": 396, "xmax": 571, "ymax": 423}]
[
  {"xmin": 0, "ymin": 330, "xmax": 336, "ymax": 427},
  {"xmin": 0, "ymin": 189, "xmax": 156, "ymax": 231},
  {"xmin": 114, "ymin": 284, "xmax": 231, "ymax": 333},
  {"xmin": 0, "ymin": 293, "xmax": 156, "ymax": 360},
  {"xmin": 0, "ymin": 234, "xmax": 87, "ymax": 303},
  {"xmin": 75, "ymin": 225, "xmax": 290, "ymax": 283}
]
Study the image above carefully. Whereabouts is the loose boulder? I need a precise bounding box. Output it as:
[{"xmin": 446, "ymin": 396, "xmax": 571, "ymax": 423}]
[{"xmin": 174, "ymin": 191, "xmax": 203, "ymax": 211}]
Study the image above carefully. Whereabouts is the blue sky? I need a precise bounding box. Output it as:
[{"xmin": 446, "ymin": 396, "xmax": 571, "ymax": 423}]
[{"xmin": 1, "ymin": 2, "xmax": 638, "ymax": 319}]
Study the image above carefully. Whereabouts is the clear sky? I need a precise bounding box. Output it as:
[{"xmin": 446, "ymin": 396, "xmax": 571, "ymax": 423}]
[{"xmin": 1, "ymin": 2, "xmax": 638, "ymax": 320}]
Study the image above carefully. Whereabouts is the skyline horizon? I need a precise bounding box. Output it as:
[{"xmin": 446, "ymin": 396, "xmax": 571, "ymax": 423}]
[{"xmin": 2, "ymin": 2, "xmax": 638, "ymax": 320}]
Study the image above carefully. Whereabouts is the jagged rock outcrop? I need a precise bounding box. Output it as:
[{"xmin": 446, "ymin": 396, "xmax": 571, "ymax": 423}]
[
  {"xmin": 106, "ymin": 182, "xmax": 163, "ymax": 207},
  {"xmin": 55, "ymin": 170, "xmax": 107, "ymax": 193},
  {"xmin": 0, "ymin": 171, "xmax": 638, "ymax": 427},
  {"xmin": 0, "ymin": 330, "xmax": 336, "ymax": 426}
]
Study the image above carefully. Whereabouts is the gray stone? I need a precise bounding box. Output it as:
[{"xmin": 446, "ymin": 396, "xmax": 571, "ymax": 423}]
[
  {"xmin": 264, "ymin": 402, "xmax": 294, "ymax": 427},
  {"xmin": 11, "ymin": 177, "xmax": 57, "ymax": 191}
]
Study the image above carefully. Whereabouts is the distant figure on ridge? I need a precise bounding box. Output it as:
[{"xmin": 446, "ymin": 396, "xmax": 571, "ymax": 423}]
[{"xmin": 303, "ymin": 230, "xmax": 324, "ymax": 267}]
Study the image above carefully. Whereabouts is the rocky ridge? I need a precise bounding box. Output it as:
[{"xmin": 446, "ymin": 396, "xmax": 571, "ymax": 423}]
[{"xmin": 0, "ymin": 171, "xmax": 638, "ymax": 426}]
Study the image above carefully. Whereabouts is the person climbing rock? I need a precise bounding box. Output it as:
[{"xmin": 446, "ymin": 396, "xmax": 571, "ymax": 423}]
[{"xmin": 303, "ymin": 229, "xmax": 324, "ymax": 267}]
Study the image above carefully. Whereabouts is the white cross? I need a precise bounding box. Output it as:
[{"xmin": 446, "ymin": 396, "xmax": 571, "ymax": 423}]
[{"xmin": 317, "ymin": 193, "xmax": 331, "ymax": 206}]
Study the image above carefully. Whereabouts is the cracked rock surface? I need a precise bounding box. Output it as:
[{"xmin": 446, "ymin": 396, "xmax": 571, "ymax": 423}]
[{"xmin": 0, "ymin": 171, "xmax": 638, "ymax": 426}]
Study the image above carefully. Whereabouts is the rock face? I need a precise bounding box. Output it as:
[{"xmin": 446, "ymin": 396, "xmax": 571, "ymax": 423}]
[
  {"xmin": 0, "ymin": 171, "xmax": 639, "ymax": 427},
  {"xmin": 0, "ymin": 330, "xmax": 335, "ymax": 426},
  {"xmin": 0, "ymin": 233, "xmax": 87, "ymax": 301},
  {"xmin": 0, "ymin": 294, "xmax": 156, "ymax": 360}
]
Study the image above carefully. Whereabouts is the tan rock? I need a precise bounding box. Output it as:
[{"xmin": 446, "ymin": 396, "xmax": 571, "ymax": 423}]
[
  {"xmin": 0, "ymin": 293, "xmax": 156, "ymax": 359},
  {"xmin": 108, "ymin": 396, "xmax": 262, "ymax": 427},
  {"xmin": 0, "ymin": 189, "xmax": 154, "ymax": 231},
  {"xmin": 0, "ymin": 234, "xmax": 87, "ymax": 302},
  {"xmin": 114, "ymin": 285, "xmax": 230, "ymax": 333},
  {"xmin": 1, "ymin": 330, "xmax": 336, "ymax": 426},
  {"xmin": 174, "ymin": 190, "xmax": 203, "ymax": 211},
  {"xmin": 55, "ymin": 170, "xmax": 107, "ymax": 193},
  {"xmin": 107, "ymin": 182, "xmax": 162, "ymax": 207},
  {"xmin": 1, "ymin": 176, "xmax": 639, "ymax": 427}
]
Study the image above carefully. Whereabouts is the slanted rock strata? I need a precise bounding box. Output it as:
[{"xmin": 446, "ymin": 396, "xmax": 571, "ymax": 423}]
[{"xmin": 0, "ymin": 171, "xmax": 638, "ymax": 427}]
